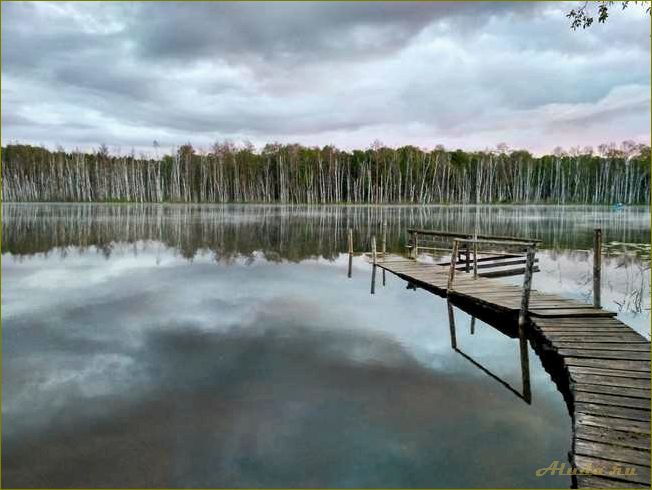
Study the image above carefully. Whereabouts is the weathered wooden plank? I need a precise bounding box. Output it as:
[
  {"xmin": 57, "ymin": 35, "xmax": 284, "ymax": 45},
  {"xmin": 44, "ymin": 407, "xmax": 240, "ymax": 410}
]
[
  {"xmin": 559, "ymin": 349, "xmax": 651, "ymax": 361},
  {"xmin": 534, "ymin": 318, "xmax": 624, "ymax": 325},
  {"xmin": 575, "ymin": 439, "xmax": 651, "ymax": 467},
  {"xmin": 575, "ymin": 474, "xmax": 650, "ymax": 488},
  {"xmin": 573, "ymin": 383, "xmax": 651, "ymax": 399},
  {"xmin": 479, "ymin": 266, "xmax": 540, "ymax": 278},
  {"xmin": 574, "ymin": 392, "xmax": 650, "ymax": 411},
  {"xmin": 566, "ymin": 358, "xmax": 650, "ymax": 373},
  {"xmin": 568, "ymin": 366, "xmax": 651, "ymax": 380},
  {"xmin": 575, "ymin": 402, "xmax": 651, "ymax": 422},
  {"xmin": 570, "ymin": 374, "xmax": 651, "ymax": 390},
  {"xmin": 557, "ymin": 342, "xmax": 650, "ymax": 352},
  {"xmin": 546, "ymin": 334, "xmax": 648, "ymax": 343},
  {"xmin": 538, "ymin": 325, "xmax": 633, "ymax": 331},
  {"xmin": 576, "ymin": 413, "xmax": 651, "ymax": 435},
  {"xmin": 531, "ymin": 308, "xmax": 617, "ymax": 317},
  {"xmin": 576, "ymin": 424, "xmax": 651, "ymax": 451},
  {"xmin": 574, "ymin": 455, "xmax": 650, "ymax": 486},
  {"xmin": 543, "ymin": 327, "xmax": 638, "ymax": 334}
]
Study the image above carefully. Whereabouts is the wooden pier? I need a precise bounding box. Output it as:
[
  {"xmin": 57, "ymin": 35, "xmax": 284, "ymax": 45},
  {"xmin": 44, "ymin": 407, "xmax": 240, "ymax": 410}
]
[{"xmin": 361, "ymin": 229, "xmax": 650, "ymax": 488}]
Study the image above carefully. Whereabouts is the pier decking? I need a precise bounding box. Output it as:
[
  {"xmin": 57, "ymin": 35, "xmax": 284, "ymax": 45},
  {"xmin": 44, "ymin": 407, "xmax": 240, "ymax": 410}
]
[{"xmin": 370, "ymin": 255, "xmax": 650, "ymax": 488}]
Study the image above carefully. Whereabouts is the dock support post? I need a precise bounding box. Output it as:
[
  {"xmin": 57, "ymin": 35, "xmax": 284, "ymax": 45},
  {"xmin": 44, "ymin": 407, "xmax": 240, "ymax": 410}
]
[
  {"xmin": 517, "ymin": 243, "xmax": 536, "ymax": 404},
  {"xmin": 370, "ymin": 235, "xmax": 377, "ymax": 295},
  {"xmin": 347, "ymin": 228, "xmax": 353, "ymax": 278},
  {"xmin": 465, "ymin": 243, "xmax": 470, "ymax": 273},
  {"xmin": 447, "ymin": 239, "xmax": 460, "ymax": 290},
  {"xmin": 593, "ymin": 228, "xmax": 602, "ymax": 309},
  {"xmin": 447, "ymin": 301, "xmax": 457, "ymax": 349},
  {"xmin": 473, "ymin": 241, "xmax": 478, "ymax": 279},
  {"xmin": 382, "ymin": 221, "xmax": 387, "ymax": 286}
]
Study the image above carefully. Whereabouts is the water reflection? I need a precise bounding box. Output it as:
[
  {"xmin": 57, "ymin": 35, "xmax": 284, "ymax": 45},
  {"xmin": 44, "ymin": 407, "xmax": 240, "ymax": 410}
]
[
  {"xmin": 3, "ymin": 203, "xmax": 650, "ymax": 258},
  {"xmin": 3, "ymin": 204, "xmax": 649, "ymax": 329},
  {"xmin": 3, "ymin": 242, "xmax": 572, "ymax": 488},
  {"xmin": 447, "ymin": 302, "xmax": 531, "ymax": 404},
  {"xmin": 2, "ymin": 203, "xmax": 645, "ymax": 487}
]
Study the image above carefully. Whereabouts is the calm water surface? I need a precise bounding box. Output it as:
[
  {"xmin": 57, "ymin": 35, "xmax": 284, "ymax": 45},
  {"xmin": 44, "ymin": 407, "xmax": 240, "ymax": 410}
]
[{"xmin": 2, "ymin": 204, "xmax": 649, "ymax": 488}]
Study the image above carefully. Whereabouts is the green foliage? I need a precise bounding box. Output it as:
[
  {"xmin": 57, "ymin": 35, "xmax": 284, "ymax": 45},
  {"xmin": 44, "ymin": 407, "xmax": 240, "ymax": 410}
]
[{"xmin": 567, "ymin": 1, "xmax": 651, "ymax": 29}]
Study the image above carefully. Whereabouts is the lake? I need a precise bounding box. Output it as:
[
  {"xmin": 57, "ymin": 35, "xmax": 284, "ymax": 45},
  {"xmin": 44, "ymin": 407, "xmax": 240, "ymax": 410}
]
[{"xmin": 2, "ymin": 203, "xmax": 649, "ymax": 488}]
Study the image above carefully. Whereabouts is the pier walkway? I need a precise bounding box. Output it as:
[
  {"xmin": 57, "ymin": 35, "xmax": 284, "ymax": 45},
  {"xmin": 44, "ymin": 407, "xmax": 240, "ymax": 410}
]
[{"xmin": 363, "ymin": 231, "xmax": 650, "ymax": 488}]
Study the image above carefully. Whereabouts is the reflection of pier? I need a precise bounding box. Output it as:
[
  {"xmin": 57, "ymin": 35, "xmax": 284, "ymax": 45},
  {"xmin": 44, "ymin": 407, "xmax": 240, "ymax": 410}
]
[
  {"xmin": 447, "ymin": 304, "xmax": 531, "ymax": 404},
  {"xmin": 358, "ymin": 229, "xmax": 650, "ymax": 489}
]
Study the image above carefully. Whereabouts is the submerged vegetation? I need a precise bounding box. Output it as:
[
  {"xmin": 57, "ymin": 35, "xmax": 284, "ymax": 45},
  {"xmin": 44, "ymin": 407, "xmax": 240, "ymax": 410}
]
[{"xmin": 2, "ymin": 142, "xmax": 650, "ymax": 204}]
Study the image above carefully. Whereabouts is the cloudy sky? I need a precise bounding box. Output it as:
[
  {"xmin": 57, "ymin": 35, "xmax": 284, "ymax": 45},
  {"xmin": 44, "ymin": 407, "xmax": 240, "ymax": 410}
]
[{"xmin": 1, "ymin": 1, "xmax": 650, "ymax": 155}]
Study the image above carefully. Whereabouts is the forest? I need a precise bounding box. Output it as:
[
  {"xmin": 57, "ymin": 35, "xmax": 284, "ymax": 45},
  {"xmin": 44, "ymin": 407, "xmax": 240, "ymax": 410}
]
[{"xmin": 2, "ymin": 141, "xmax": 650, "ymax": 204}]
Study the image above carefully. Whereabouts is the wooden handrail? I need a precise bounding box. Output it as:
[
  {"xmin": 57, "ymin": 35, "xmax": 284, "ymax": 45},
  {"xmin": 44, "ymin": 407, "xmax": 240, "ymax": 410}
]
[{"xmin": 407, "ymin": 228, "xmax": 542, "ymax": 243}]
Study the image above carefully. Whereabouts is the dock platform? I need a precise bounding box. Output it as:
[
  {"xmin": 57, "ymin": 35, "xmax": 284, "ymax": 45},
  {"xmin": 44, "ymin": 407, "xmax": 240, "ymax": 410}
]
[{"xmin": 372, "ymin": 256, "xmax": 650, "ymax": 488}]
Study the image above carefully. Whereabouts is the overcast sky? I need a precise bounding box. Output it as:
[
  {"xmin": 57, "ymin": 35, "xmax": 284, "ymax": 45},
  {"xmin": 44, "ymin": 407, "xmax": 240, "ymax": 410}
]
[{"xmin": 2, "ymin": 1, "xmax": 650, "ymax": 155}]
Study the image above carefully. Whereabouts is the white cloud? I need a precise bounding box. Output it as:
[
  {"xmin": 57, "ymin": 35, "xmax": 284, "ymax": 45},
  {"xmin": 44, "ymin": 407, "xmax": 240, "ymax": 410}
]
[{"xmin": 1, "ymin": 1, "xmax": 649, "ymax": 154}]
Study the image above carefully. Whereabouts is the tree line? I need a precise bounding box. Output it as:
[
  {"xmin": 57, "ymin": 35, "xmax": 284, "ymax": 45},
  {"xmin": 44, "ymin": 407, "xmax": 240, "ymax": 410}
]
[{"xmin": 2, "ymin": 141, "xmax": 650, "ymax": 204}]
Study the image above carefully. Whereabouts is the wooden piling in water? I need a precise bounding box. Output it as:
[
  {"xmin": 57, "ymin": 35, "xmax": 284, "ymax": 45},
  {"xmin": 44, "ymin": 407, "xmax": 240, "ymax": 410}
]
[
  {"xmin": 347, "ymin": 228, "xmax": 353, "ymax": 279},
  {"xmin": 447, "ymin": 301, "xmax": 457, "ymax": 349},
  {"xmin": 517, "ymin": 244, "xmax": 536, "ymax": 403},
  {"xmin": 370, "ymin": 235, "xmax": 377, "ymax": 294},
  {"xmin": 593, "ymin": 228, "xmax": 602, "ymax": 309}
]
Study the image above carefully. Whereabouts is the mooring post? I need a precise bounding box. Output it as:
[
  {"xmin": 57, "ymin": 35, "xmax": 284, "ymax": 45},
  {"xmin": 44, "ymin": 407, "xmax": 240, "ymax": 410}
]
[
  {"xmin": 593, "ymin": 228, "xmax": 602, "ymax": 309},
  {"xmin": 347, "ymin": 228, "xmax": 353, "ymax": 279},
  {"xmin": 447, "ymin": 239, "xmax": 460, "ymax": 290},
  {"xmin": 518, "ymin": 243, "xmax": 536, "ymax": 403},
  {"xmin": 465, "ymin": 243, "xmax": 471, "ymax": 273},
  {"xmin": 371, "ymin": 235, "xmax": 377, "ymax": 265}
]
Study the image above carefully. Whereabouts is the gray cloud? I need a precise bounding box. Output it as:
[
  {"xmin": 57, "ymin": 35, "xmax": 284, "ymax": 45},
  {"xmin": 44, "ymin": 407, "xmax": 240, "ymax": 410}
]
[{"xmin": 1, "ymin": 1, "xmax": 650, "ymax": 154}]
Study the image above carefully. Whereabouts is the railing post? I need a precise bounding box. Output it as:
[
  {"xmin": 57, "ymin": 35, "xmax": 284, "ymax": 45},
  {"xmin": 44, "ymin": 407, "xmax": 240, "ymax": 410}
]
[
  {"xmin": 518, "ymin": 244, "xmax": 536, "ymax": 329},
  {"xmin": 448, "ymin": 239, "xmax": 460, "ymax": 290},
  {"xmin": 593, "ymin": 228, "xmax": 602, "ymax": 309},
  {"xmin": 471, "ymin": 238, "xmax": 478, "ymax": 279},
  {"xmin": 518, "ymin": 243, "xmax": 536, "ymax": 404},
  {"xmin": 413, "ymin": 231, "xmax": 419, "ymax": 259}
]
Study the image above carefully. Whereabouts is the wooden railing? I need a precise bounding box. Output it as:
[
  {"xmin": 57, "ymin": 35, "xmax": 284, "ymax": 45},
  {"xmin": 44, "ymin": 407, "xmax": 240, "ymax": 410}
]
[
  {"xmin": 407, "ymin": 228, "xmax": 541, "ymax": 258},
  {"xmin": 447, "ymin": 237, "xmax": 538, "ymax": 343}
]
